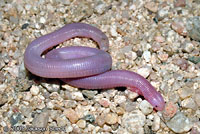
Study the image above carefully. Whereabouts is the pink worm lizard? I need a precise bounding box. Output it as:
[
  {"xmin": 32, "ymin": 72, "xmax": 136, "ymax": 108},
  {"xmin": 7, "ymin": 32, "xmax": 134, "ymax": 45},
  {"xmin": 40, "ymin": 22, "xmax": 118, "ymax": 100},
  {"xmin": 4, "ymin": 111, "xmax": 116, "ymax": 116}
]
[{"xmin": 24, "ymin": 23, "xmax": 165, "ymax": 111}]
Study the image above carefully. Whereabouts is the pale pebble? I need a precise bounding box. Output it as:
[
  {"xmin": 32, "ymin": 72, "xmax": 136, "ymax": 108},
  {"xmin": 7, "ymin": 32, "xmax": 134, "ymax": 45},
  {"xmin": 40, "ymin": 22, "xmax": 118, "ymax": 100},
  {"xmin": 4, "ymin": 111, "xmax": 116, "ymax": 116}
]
[
  {"xmin": 171, "ymin": 21, "xmax": 187, "ymax": 36},
  {"xmin": 71, "ymin": 92, "xmax": 85, "ymax": 101},
  {"xmin": 137, "ymin": 66, "xmax": 151, "ymax": 78},
  {"xmin": 156, "ymin": 8, "xmax": 169, "ymax": 21},
  {"xmin": 105, "ymin": 113, "xmax": 118, "ymax": 125},
  {"xmin": 32, "ymin": 110, "xmax": 49, "ymax": 127},
  {"xmin": 99, "ymin": 98, "xmax": 110, "ymax": 107},
  {"xmin": 143, "ymin": 51, "xmax": 151, "ymax": 62},
  {"xmin": 47, "ymin": 100, "xmax": 55, "ymax": 109},
  {"xmin": 23, "ymin": 92, "xmax": 32, "ymax": 101},
  {"xmin": 94, "ymin": 3, "xmax": 106, "ymax": 14},
  {"xmin": 0, "ymin": 84, "xmax": 7, "ymax": 92},
  {"xmin": 114, "ymin": 95, "xmax": 126, "ymax": 104},
  {"xmin": 110, "ymin": 25, "xmax": 118, "ymax": 37},
  {"xmin": 158, "ymin": 52, "xmax": 168, "ymax": 61},
  {"xmin": 87, "ymin": 123, "xmax": 95, "ymax": 132},
  {"xmin": 41, "ymin": 80, "xmax": 60, "ymax": 93},
  {"xmin": 56, "ymin": 116, "xmax": 68, "ymax": 127},
  {"xmin": 122, "ymin": 110, "xmax": 146, "ymax": 133},
  {"xmin": 129, "ymin": 4, "xmax": 136, "ymax": 10},
  {"xmin": 65, "ymin": 126, "xmax": 73, "ymax": 133},
  {"xmin": 166, "ymin": 112, "xmax": 193, "ymax": 133},
  {"xmin": 40, "ymin": 17, "xmax": 46, "ymax": 24},
  {"xmin": 174, "ymin": 0, "xmax": 186, "ymax": 7},
  {"xmin": 194, "ymin": 92, "xmax": 200, "ymax": 106},
  {"xmin": 30, "ymin": 85, "xmax": 40, "ymax": 96},
  {"xmin": 139, "ymin": 100, "xmax": 153, "ymax": 115},
  {"xmin": 182, "ymin": 41, "xmax": 194, "ymax": 53},
  {"xmin": 77, "ymin": 119, "xmax": 86, "ymax": 128},
  {"xmin": 103, "ymin": 124, "xmax": 112, "ymax": 132},
  {"xmin": 96, "ymin": 115, "xmax": 106, "ymax": 126},
  {"xmin": 154, "ymin": 36, "xmax": 165, "ymax": 43},
  {"xmin": 116, "ymin": 107, "xmax": 125, "ymax": 115},
  {"xmin": 181, "ymin": 98, "xmax": 197, "ymax": 110},
  {"xmin": 25, "ymin": 4, "xmax": 32, "ymax": 11},
  {"xmin": 4, "ymin": 66, "xmax": 19, "ymax": 77},
  {"xmin": 178, "ymin": 87, "xmax": 194, "ymax": 99},
  {"xmin": 64, "ymin": 108, "xmax": 79, "ymax": 123},
  {"xmin": 152, "ymin": 113, "xmax": 161, "ymax": 131},
  {"xmin": 125, "ymin": 89, "xmax": 139, "ymax": 100},
  {"xmin": 144, "ymin": 1, "xmax": 158, "ymax": 13}
]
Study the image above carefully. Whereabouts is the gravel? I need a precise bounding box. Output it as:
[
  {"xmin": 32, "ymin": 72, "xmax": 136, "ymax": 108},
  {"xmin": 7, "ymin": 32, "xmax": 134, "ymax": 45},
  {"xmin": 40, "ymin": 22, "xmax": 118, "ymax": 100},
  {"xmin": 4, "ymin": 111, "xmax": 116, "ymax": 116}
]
[{"xmin": 0, "ymin": 0, "xmax": 200, "ymax": 133}]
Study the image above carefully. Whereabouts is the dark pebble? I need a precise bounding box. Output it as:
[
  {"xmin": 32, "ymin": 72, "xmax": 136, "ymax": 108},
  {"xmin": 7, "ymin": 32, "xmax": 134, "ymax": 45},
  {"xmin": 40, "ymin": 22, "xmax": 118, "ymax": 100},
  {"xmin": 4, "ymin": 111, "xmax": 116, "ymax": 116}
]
[
  {"xmin": 84, "ymin": 114, "xmax": 95, "ymax": 123},
  {"xmin": 21, "ymin": 23, "xmax": 29, "ymax": 30},
  {"xmin": 188, "ymin": 56, "xmax": 200, "ymax": 64},
  {"xmin": 10, "ymin": 113, "xmax": 22, "ymax": 126}
]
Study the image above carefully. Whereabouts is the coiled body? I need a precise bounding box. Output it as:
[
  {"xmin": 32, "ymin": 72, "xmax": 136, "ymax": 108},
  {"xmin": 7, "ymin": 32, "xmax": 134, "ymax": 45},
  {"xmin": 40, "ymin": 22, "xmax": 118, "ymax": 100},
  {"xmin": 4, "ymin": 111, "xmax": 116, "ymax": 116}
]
[{"xmin": 24, "ymin": 23, "xmax": 165, "ymax": 111}]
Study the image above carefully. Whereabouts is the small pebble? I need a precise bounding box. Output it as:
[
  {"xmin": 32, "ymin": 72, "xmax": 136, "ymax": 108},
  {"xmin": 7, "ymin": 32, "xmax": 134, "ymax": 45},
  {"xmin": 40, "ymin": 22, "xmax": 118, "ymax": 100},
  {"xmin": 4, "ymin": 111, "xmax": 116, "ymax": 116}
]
[
  {"xmin": 194, "ymin": 92, "xmax": 200, "ymax": 106},
  {"xmin": 96, "ymin": 115, "xmax": 106, "ymax": 126},
  {"xmin": 139, "ymin": 100, "xmax": 153, "ymax": 115},
  {"xmin": 122, "ymin": 110, "xmax": 146, "ymax": 133},
  {"xmin": 152, "ymin": 113, "xmax": 161, "ymax": 131},
  {"xmin": 125, "ymin": 89, "xmax": 138, "ymax": 100},
  {"xmin": 137, "ymin": 66, "xmax": 151, "ymax": 78},
  {"xmin": 82, "ymin": 90, "xmax": 98, "ymax": 99},
  {"xmin": 156, "ymin": 8, "xmax": 169, "ymax": 21},
  {"xmin": 103, "ymin": 124, "xmax": 112, "ymax": 132},
  {"xmin": 9, "ymin": 16, "xmax": 19, "ymax": 24},
  {"xmin": 77, "ymin": 119, "xmax": 86, "ymax": 128},
  {"xmin": 10, "ymin": 113, "xmax": 22, "ymax": 126},
  {"xmin": 99, "ymin": 98, "xmax": 110, "ymax": 107},
  {"xmin": 174, "ymin": 0, "xmax": 186, "ymax": 7},
  {"xmin": 144, "ymin": 2, "xmax": 158, "ymax": 13},
  {"xmin": 23, "ymin": 92, "xmax": 32, "ymax": 101},
  {"xmin": 71, "ymin": 92, "xmax": 85, "ymax": 101},
  {"xmin": 181, "ymin": 98, "xmax": 197, "ymax": 110},
  {"xmin": 64, "ymin": 108, "xmax": 79, "ymax": 123},
  {"xmin": 171, "ymin": 21, "xmax": 187, "ymax": 36},
  {"xmin": 30, "ymin": 85, "xmax": 40, "ymax": 96},
  {"xmin": 173, "ymin": 58, "xmax": 189, "ymax": 70},
  {"xmin": 25, "ymin": 4, "xmax": 32, "ymax": 10},
  {"xmin": 32, "ymin": 110, "xmax": 49, "ymax": 127},
  {"xmin": 116, "ymin": 107, "xmax": 125, "ymax": 115},
  {"xmin": 40, "ymin": 17, "xmax": 46, "ymax": 24},
  {"xmin": 143, "ymin": 50, "xmax": 151, "ymax": 62},
  {"xmin": 84, "ymin": 114, "xmax": 95, "ymax": 123},
  {"xmin": 0, "ymin": 93, "xmax": 8, "ymax": 105},
  {"xmin": 110, "ymin": 25, "xmax": 118, "ymax": 37},
  {"xmin": 114, "ymin": 95, "xmax": 126, "ymax": 104},
  {"xmin": 87, "ymin": 124, "xmax": 96, "ymax": 132},
  {"xmin": 158, "ymin": 52, "xmax": 169, "ymax": 62},
  {"xmin": 56, "ymin": 116, "xmax": 68, "ymax": 126},
  {"xmin": 123, "ymin": 101, "xmax": 138, "ymax": 112},
  {"xmin": 166, "ymin": 112, "xmax": 193, "ymax": 133},
  {"xmin": 21, "ymin": 23, "xmax": 29, "ymax": 30},
  {"xmin": 178, "ymin": 87, "xmax": 194, "ymax": 99},
  {"xmin": 188, "ymin": 56, "xmax": 200, "ymax": 64},
  {"xmin": 163, "ymin": 102, "xmax": 177, "ymax": 120},
  {"xmin": 0, "ymin": 84, "xmax": 6, "ymax": 93},
  {"xmin": 186, "ymin": 17, "xmax": 200, "ymax": 41},
  {"xmin": 182, "ymin": 41, "xmax": 194, "ymax": 53},
  {"xmin": 105, "ymin": 113, "xmax": 118, "ymax": 125},
  {"xmin": 20, "ymin": 106, "xmax": 32, "ymax": 118},
  {"xmin": 64, "ymin": 100, "xmax": 77, "ymax": 108},
  {"xmin": 94, "ymin": 3, "xmax": 106, "ymax": 14},
  {"xmin": 154, "ymin": 36, "xmax": 165, "ymax": 43},
  {"xmin": 41, "ymin": 79, "xmax": 60, "ymax": 92}
]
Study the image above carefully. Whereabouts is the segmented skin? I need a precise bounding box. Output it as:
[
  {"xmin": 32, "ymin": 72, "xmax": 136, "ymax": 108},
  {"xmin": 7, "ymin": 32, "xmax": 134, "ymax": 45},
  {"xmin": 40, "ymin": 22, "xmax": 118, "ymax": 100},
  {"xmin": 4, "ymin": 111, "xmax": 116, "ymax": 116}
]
[{"xmin": 24, "ymin": 23, "xmax": 165, "ymax": 111}]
